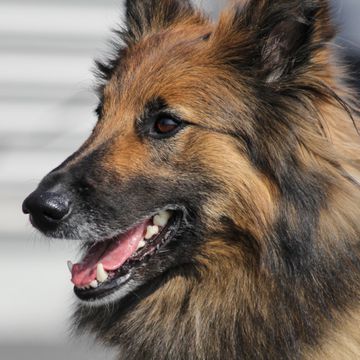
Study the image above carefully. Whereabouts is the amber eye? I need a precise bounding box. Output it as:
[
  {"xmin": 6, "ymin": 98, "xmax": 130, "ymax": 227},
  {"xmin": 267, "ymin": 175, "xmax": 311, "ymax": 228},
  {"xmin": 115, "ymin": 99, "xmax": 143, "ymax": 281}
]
[{"xmin": 153, "ymin": 116, "xmax": 181, "ymax": 135}]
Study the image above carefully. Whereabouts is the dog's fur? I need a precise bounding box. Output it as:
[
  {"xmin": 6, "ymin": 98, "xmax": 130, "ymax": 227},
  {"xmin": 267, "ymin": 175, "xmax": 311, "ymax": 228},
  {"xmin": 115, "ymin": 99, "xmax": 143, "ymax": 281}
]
[{"xmin": 36, "ymin": 0, "xmax": 360, "ymax": 358}]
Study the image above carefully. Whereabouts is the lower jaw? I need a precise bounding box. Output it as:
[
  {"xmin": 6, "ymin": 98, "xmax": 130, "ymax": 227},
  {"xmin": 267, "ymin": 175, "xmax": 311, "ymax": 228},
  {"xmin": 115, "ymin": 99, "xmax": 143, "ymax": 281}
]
[
  {"xmin": 74, "ymin": 270, "xmax": 134, "ymax": 303},
  {"xmin": 74, "ymin": 211, "xmax": 182, "ymax": 302}
]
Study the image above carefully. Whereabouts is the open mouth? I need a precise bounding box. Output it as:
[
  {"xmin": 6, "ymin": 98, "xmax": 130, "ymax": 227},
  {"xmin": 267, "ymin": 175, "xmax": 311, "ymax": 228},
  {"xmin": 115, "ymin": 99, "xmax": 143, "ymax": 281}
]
[{"xmin": 68, "ymin": 210, "xmax": 182, "ymax": 301}]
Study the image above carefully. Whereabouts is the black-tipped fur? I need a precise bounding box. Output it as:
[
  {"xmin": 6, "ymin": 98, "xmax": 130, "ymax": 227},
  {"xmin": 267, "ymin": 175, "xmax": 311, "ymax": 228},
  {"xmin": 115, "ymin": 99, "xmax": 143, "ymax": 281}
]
[
  {"xmin": 125, "ymin": 0, "xmax": 194, "ymax": 43},
  {"xmin": 24, "ymin": 0, "xmax": 360, "ymax": 359}
]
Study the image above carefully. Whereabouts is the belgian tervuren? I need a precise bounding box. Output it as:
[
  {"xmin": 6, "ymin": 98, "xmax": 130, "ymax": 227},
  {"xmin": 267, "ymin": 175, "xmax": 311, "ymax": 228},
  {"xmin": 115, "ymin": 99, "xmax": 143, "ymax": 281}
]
[{"xmin": 23, "ymin": 0, "xmax": 360, "ymax": 358}]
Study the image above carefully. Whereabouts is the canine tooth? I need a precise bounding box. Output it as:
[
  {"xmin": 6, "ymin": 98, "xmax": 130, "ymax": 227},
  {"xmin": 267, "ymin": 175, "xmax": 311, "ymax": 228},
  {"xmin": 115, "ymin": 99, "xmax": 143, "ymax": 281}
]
[
  {"xmin": 137, "ymin": 239, "xmax": 146, "ymax": 250},
  {"xmin": 90, "ymin": 280, "xmax": 98, "ymax": 288},
  {"xmin": 153, "ymin": 211, "xmax": 171, "ymax": 227},
  {"xmin": 96, "ymin": 263, "xmax": 108, "ymax": 283},
  {"xmin": 145, "ymin": 225, "xmax": 159, "ymax": 240},
  {"xmin": 67, "ymin": 261, "xmax": 73, "ymax": 272}
]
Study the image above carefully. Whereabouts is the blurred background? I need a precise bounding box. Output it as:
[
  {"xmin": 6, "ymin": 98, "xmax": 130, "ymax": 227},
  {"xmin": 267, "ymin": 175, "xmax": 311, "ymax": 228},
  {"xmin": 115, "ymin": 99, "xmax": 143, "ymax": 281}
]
[{"xmin": 0, "ymin": 0, "xmax": 359, "ymax": 359}]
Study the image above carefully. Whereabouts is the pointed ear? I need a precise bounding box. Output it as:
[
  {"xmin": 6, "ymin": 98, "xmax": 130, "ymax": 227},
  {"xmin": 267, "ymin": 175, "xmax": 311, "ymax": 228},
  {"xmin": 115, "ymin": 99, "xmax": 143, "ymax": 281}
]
[
  {"xmin": 124, "ymin": 0, "xmax": 195, "ymax": 43},
  {"xmin": 221, "ymin": 0, "xmax": 335, "ymax": 83}
]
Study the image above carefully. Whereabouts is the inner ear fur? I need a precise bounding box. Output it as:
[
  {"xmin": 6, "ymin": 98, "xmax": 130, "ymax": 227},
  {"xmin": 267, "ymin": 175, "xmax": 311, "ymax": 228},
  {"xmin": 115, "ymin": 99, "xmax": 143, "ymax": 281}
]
[{"xmin": 217, "ymin": 0, "xmax": 335, "ymax": 83}]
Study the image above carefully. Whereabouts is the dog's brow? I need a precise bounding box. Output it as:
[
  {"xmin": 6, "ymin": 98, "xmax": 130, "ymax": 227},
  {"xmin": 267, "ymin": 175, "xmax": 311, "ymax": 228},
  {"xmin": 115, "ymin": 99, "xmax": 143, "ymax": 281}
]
[{"xmin": 143, "ymin": 97, "xmax": 168, "ymax": 115}]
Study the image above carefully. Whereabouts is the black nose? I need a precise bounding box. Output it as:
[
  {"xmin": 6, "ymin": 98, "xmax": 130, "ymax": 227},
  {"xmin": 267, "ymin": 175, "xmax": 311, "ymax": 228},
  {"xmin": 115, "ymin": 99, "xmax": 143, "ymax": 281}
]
[{"xmin": 22, "ymin": 190, "xmax": 71, "ymax": 228}]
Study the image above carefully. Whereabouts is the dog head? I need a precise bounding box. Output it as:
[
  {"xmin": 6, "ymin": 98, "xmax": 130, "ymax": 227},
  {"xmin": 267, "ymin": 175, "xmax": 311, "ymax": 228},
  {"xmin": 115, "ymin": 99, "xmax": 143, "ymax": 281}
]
[{"xmin": 23, "ymin": 0, "xmax": 338, "ymax": 305}]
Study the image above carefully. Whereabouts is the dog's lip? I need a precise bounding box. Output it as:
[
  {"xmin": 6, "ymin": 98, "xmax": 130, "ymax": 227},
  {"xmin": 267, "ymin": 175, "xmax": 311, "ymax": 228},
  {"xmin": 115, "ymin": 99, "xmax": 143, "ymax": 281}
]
[{"xmin": 72, "ymin": 209, "xmax": 183, "ymax": 302}]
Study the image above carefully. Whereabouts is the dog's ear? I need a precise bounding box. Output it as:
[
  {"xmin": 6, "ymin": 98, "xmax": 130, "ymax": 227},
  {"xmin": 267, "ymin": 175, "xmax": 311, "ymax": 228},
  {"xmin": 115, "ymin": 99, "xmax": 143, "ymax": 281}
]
[
  {"xmin": 124, "ymin": 0, "xmax": 195, "ymax": 43},
  {"xmin": 218, "ymin": 0, "xmax": 335, "ymax": 83}
]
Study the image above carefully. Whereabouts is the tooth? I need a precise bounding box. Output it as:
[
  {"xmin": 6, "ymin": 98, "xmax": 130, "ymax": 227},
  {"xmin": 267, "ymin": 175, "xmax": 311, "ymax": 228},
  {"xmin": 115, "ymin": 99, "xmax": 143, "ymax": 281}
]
[
  {"xmin": 90, "ymin": 280, "xmax": 98, "ymax": 288},
  {"xmin": 67, "ymin": 261, "xmax": 73, "ymax": 272},
  {"xmin": 137, "ymin": 239, "xmax": 146, "ymax": 250},
  {"xmin": 145, "ymin": 225, "xmax": 159, "ymax": 240},
  {"xmin": 96, "ymin": 263, "xmax": 108, "ymax": 283},
  {"xmin": 153, "ymin": 211, "xmax": 171, "ymax": 227}
]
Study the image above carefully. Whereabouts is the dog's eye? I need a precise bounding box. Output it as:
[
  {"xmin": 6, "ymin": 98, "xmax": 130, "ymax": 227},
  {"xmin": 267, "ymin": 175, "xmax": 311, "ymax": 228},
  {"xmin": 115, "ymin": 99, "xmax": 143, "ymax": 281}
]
[
  {"xmin": 151, "ymin": 116, "xmax": 183, "ymax": 138},
  {"xmin": 154, "ymin": 117, "xmax": 179, "ymax": 133}
]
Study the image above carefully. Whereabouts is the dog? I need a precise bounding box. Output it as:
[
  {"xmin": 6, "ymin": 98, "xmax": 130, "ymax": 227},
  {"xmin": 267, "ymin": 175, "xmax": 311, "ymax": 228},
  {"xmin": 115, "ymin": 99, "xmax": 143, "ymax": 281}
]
[{"xmin": 23, "ymin": 0, "xmax": 360, "ymax": 359}]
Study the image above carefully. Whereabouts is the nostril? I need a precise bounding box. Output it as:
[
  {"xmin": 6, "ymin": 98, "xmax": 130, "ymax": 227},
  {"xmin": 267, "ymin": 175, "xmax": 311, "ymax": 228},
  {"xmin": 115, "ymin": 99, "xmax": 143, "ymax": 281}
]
[{"xmin": 22, "ymin": 201, "xmax": 30, "ymax": 214}]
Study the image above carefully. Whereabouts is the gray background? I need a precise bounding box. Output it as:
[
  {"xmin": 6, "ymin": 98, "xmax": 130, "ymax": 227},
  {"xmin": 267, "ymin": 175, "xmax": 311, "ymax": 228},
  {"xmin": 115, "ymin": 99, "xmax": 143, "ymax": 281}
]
[{"xmin": 0, "ymin": 0, "xmax": 359, "ymax": 359}]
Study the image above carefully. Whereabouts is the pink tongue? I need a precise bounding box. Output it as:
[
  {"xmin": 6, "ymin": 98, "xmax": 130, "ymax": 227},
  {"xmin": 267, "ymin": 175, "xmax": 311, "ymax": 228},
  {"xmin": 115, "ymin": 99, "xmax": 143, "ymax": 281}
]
[{"xmin": 71, "ymin": 220, "xmax": 149, "ymax": 287}]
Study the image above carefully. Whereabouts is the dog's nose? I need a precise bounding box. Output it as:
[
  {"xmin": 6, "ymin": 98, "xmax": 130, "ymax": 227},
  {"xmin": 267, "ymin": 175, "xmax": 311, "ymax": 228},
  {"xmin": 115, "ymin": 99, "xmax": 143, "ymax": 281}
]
[{"xmin": 22, "ymin": 190, "xmax": 71, "ymax": 226}]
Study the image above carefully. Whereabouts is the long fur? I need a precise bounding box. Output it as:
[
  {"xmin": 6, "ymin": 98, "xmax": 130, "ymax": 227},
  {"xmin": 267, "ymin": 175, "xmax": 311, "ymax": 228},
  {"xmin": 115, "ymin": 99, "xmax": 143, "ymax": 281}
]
[{"xmin": 66, "ymin": 0, "xmax": 360, "ymax": 358}]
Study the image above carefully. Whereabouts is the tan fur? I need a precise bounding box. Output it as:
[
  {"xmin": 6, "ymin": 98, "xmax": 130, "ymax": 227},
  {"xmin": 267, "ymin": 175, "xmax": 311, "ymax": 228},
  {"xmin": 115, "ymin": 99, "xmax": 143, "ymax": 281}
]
[
  {"xmin": 70, "ymin": 1, "xmax": 360, "ymax": 359},
  {"xmin": 305, "ymin": 308, "xmax": 360, "ymax": 359}
]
